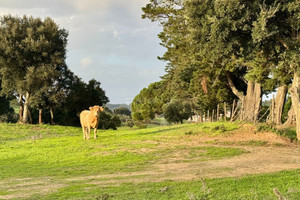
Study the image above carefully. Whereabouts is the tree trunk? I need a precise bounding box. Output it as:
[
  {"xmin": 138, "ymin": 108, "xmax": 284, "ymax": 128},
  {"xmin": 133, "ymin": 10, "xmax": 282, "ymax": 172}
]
[
  {"xmin": 283, "ymin": 106, "xmax": 296, "ymax": 126},
  {"xmin": 231, "ymin": 99, "xmax": 235, "ymax": 121},
  {"xmin": 273, "ymin": 85, "xmax": 288, "ymax": 125},
  {"xmin": 289, "ymin": 73, "xmax": 300, "ymax": 140},
  {"xmin": 227, "ymin": 75, "xmax": 262, "ymax": 122},
  {"xmin": 243, "ymin": 81, "xmax": 262, "ymax": 122},
  {"xmin": 22, "ymin": 92, "xmax": 30, "ymax": 123},
  {"xmin": 39, "ymin": 108, "xmax": 42, "ymax": 125},
  {"xmin": 18, "ymin": 93, "xmax": 24, "ymax": 123},
  {"xmin": 50, "ymin": 107, "xmax": 54, "ymax": 125}
]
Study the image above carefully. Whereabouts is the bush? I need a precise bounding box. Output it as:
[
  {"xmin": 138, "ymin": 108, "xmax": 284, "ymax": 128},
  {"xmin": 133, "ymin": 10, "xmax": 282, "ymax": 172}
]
[
  {"xmin": 98, "ymin": 112, "xmax": 121, "ymax": 130},
  {"xmin": 125, "ymin": 119, "xmax": 134, "ymax": 127},
  {"xmin": 0, "ymin": 112, "xmax": 18, "ymax": 123},
  {"xmin": 117, "ymin": 115, "xmax": 134, "ymax": 127},
  {"xmin": 134, "ymin": 121, "xmax": 147, "ymax": 129},
  {"xmin": 163, "ymin": 100, "xmax": 193, "ymax": 124}
]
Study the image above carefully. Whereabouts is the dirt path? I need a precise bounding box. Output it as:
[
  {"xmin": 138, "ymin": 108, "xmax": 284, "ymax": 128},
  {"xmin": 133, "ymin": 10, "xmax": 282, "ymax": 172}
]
[
  {"xmin": 153, "ymin": 145, "xmax": 300, "ymax": 180},
  {"xmin": 67, "ymin": 145, "xmax": 300, "ymax": 185}
]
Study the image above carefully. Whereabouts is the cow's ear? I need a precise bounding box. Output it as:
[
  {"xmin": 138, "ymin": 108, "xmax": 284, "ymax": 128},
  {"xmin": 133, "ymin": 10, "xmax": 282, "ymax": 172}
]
[{"xmin": 89, "ymin": 107, "xmax": 93, "ymax": 110}]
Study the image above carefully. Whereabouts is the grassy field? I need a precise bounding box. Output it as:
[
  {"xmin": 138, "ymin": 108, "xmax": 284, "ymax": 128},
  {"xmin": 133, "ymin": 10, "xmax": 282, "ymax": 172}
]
[{"xmin": 0, "ymin": 122, "xmax": 300, "ymax": 199}]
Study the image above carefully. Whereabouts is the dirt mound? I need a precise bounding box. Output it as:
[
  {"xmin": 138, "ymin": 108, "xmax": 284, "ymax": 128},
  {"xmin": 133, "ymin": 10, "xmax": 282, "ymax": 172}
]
[
  {"xmin": 224, "ymin": 124, "xmax": 292, "ymax": 144},
  {"xmin": 184, "ymin": 124, "xmax": 294, "ymax": 147}
]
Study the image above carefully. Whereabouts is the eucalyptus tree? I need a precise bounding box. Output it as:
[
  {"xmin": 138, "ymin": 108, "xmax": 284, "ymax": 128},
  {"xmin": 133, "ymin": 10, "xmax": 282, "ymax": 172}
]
[{"xmin": 0, "ymin": 15, "xmax": 68, "ymax": 123}]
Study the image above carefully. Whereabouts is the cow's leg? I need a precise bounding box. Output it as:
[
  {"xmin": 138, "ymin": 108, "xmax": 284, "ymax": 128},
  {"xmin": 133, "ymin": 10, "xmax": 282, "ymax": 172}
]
[
  {"xmin": 87, "ymin": 125, "xmax": 91, "ymax": 140},
  {"xmin": 82, "ymin": 126, "xmax": 86, "ymax": 139},
  {"xmin": 94, "ymin": 128, "xmax": 97, "ymax": 139}
]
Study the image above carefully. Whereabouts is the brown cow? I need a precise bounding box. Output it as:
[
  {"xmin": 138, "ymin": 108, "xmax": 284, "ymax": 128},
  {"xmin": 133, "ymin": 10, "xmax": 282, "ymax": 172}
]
[{"xmin": 80, "ymin": 105, "xmax": 104, "ymax": 139}]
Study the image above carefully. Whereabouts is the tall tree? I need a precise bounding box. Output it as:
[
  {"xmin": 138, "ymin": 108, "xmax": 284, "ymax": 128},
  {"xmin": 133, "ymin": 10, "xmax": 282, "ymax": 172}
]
[
  {"xmin": 0, "ymin": 15, "xmax": 68, "ymax": 123},
  {"xmin": 250, "ymin": 0, "xmax": 299, "ymax": 134}
]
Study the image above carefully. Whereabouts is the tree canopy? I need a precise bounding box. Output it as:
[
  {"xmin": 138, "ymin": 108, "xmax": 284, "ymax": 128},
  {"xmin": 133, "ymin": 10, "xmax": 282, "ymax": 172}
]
[
  {"xmin": 139, "ymin": 0, "xmax": 300, "ymax": 136},
  {"xmin": 0, "ymin": 15, "xmax": 68, "ymax": 123}
]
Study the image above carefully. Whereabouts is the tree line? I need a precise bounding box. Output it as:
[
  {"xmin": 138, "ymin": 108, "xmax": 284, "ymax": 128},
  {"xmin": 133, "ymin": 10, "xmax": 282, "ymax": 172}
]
[
  {"xmin": 132, "ymin": 0, "xmax": 300, "ymax": 138},
  {"xmin": 0, "ymin": 15, "xmax": 122, "ymax": 128}
]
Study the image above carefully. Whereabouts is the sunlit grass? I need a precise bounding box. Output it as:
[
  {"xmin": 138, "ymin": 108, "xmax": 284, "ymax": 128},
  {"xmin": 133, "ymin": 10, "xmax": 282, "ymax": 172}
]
[{"xmin": 0, "ymin": 122, "xmax": 299, "ymax": 199}]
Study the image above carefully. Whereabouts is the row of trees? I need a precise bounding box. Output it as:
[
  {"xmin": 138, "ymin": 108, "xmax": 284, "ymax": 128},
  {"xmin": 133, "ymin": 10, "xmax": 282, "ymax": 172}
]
[
  {"xmin": 132, "ymin": 0, "xmax": 300, "ymax": 137},
  {"xmin": 0, "ymin": 15, "xmax": 120, "ymax": 128}
]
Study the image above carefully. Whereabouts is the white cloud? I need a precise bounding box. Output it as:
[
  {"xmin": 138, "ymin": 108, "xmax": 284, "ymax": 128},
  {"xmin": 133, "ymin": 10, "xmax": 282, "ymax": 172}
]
[
  {"xmin": 113, "ymin": 30, "xmax": 120, "ymax": 38},
  {"xmin": 80, "ymin": 57, "xmax": 93, "ymax": 68},
  {"xmin": 0, "ymin": 0, "xmax": 165, "ymax": 104}
]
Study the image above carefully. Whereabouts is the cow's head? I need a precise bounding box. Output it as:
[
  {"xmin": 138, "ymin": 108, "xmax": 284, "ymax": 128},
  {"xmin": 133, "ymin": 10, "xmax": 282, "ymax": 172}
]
[{"xmin": 89, "ymin": 105, "xmax": 104, "ymax": 117}]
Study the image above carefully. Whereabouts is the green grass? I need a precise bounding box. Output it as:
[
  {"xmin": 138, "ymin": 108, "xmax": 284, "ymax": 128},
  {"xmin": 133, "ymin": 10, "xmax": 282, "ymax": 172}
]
[
  {"xmin": 0, "ymin": 123, "xmax": 243, "ymax": 179},
  {"xmin": 0, "ymin": 122, "xmax": 299, "ymax": 199},
  {"xmin": 30, "ymin": 170, "xmax": 300, "ymax": 200}
]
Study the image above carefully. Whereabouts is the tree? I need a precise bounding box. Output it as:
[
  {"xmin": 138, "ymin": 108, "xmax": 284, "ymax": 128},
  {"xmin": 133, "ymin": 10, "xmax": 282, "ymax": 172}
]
[
  {"xmin": 142, "ymin": 0, "xmax": 250, "ymax": 118},
  {"xmin": 0, "ymin": 15, "xmax": 68, "ymax": 123},
  {"xmin": 114, "ymin": 107, "xmax": 131, "ymax": 116},
  {"xmin": 142, "ymin": 0, "xmax": 300, "ymax": 138},
  {"xmin": 0, "ymin": 79, "xmax": 15, "ymax": 122},
  {"xmin": 184, "ymin": 0, "xmax": 275, "ymax": 122},
  {"xmin": 62, "ymin": 78, "xmax": 109, "ymax": 126},
  {"xmin": 131, "ymin": 81, "xmax": 170, "ymax": 122},
  {"xmin": 250, "ymin": 0, "xmax": 299, "ymax": 135},
  {"xmin": 30, "ymin": 64, "xmax": 72, "ymax": 125},
  {"xmin": 163, "ymin": 100, "xmax": 193, "ymax": 124}
]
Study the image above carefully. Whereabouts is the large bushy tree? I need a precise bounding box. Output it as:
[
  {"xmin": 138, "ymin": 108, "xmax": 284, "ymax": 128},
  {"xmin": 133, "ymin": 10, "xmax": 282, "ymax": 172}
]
[{"xmin": 0, "ymin": 15, "xmax": 68, "ymax": 123}]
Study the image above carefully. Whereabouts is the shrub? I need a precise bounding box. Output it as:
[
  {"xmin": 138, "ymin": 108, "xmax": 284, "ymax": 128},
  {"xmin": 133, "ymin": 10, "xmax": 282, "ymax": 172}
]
[
  {"xmin": 163, "ymin": 100, "xmax": 193, "ymax": 124},
  {"xmin": 98, "ymin": 112, "xmax": 121, "ymax": 130}
]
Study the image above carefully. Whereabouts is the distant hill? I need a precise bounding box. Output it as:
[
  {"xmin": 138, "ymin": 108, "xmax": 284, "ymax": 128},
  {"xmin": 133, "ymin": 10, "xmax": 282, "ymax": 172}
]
[{"xmin": 105, "ymin": 104, "xmax": 131, "ymax": 111}]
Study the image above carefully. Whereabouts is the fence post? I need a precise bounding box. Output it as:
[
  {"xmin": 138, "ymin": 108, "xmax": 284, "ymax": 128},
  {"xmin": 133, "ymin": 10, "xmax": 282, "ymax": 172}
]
[
  {"xmin": 271, "ymin": 94, "xmax": 275, "ymax": 123},
  {"xmin": 240, "ymin": 96, "xmax": 245, "ymax": 121},
  {"xmin": 224, "ymin": 102, "xmax": 227, "ymax": 121},
  {"xmin": 217, "ymin": 104, "xmax": 220, "ymax": 121},
  {"xmin": 207, "ymin": 110, "xmax": 210, "ymax": 122}
]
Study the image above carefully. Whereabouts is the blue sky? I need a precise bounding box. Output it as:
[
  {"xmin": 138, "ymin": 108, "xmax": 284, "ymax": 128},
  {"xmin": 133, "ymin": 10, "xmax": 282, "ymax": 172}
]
[{"xmin": 0, "ymin": 0, "xmax": 166, "ymax": 104}]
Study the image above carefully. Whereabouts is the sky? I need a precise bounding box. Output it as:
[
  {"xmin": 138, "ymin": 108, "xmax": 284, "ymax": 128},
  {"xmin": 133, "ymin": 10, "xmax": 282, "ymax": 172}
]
[{"xmin": 0, "ymin": 0, "xmax": 166, "ymax": 104}]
